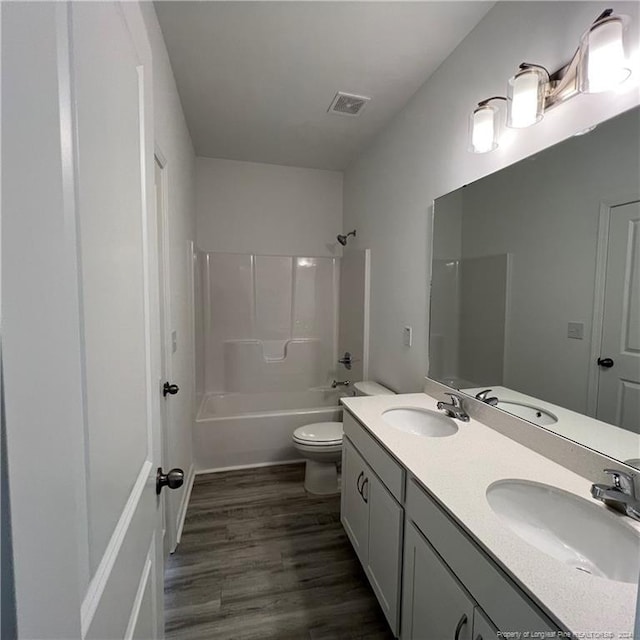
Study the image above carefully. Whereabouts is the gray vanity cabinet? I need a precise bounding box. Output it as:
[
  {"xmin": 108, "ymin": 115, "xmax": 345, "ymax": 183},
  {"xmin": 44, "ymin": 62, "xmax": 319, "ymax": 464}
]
[
  {"xmin": 341, "ymin": 408, "xmax": 558, "ymax": 639},
  {"xmin": 341, "ymin": 433, "xmax": 403, "ymax": 636},
  {"xmin": 402, "ymin": 521, "xmax": 474, "ymax": 640}
]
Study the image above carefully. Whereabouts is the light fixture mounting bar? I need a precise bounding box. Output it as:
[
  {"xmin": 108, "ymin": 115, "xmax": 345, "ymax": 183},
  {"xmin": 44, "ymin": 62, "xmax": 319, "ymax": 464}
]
[{"xmin": 544, "ymin": 54, "xmax": 581, "ymax": 110}]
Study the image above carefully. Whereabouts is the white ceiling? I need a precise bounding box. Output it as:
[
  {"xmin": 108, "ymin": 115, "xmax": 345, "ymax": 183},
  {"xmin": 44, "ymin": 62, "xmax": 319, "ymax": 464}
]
[{"xmin": 155, "ymin": 2, "xmax": 494, "ymax": 171}]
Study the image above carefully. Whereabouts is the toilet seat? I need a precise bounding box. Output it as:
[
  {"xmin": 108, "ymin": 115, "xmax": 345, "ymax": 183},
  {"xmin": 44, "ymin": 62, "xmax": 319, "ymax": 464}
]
[{"xmin": 293, "ymin": 421, "xmax": 343, "ymax": 446}]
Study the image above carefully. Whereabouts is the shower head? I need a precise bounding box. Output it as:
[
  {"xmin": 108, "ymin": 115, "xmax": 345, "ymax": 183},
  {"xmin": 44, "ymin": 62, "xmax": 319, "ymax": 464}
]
[{"xmin": 337, "ymin": 230, "xmax": 356, "ymax": 246}]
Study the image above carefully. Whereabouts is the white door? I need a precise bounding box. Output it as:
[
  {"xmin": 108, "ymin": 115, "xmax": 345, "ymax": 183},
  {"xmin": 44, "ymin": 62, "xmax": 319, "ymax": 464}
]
[
  {"xmin": 596, "ymin": 201, "xmax": 640, "ymax": 432},
  {"xmin": 3, "ymin": 3, "xmax": 169, "ymax": 638},
  {"xmin": 338, "ymin": 248, "xmax": 370, "ymax": 381}
]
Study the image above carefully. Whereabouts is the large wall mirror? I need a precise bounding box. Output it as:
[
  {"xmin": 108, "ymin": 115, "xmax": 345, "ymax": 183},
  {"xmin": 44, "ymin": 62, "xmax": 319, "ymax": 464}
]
[{"xmin": 429, "ymin": 106, "xmax": 639, "ymax": 467}]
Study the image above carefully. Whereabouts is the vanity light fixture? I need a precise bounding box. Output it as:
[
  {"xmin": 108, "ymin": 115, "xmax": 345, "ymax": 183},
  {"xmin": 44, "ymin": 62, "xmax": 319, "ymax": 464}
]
[
  {"xmin": 578, "ymin": 9, "xmax": 631, "ymax": 93},
  {"xmin": 470, "ymin": 8, "xmax": 633, "ymax": 152},
  {"xmin": 507, "ymin": 64, "xmax": 549, "ymax": 128},
  {"xmin": 469, "ymin": 97, "xmax": 506, "ymax": 153}
]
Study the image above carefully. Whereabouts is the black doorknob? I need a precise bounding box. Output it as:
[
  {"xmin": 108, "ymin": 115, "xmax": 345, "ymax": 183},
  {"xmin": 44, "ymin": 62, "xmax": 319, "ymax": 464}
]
[
  {"xmin": 156, "ymin": 467, "xmax": 184, "ymax": 495},
  {"xmin": 597, "ymin": 357, "xmax": 614, "ymax": 368},
  {"xmin": 163, "ymin": 382, "xmax": 179, "ymax": 396}
]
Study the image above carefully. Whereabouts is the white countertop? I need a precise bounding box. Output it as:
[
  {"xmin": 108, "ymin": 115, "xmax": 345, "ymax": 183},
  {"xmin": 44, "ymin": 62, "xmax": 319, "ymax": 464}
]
[{"xmin": 341, "ymin": 392, "xmax": 640, "ymax": 636}]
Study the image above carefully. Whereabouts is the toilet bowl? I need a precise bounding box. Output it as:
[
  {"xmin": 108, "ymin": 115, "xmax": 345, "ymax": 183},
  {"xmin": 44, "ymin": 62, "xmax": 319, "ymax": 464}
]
[
  {"xmin": 293, "ymin": 422, "xmax": 343, "ymax": 495},
  {"xmin": 292, "ymin": 380, "xmax": 395, "ymax": 495}
]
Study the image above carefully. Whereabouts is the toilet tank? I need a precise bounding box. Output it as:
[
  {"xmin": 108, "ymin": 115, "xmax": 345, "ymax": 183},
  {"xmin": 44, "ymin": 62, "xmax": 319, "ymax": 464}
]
[{"xmin": 353, "ymin": 381, "xmax": 395, "ymax": 397}]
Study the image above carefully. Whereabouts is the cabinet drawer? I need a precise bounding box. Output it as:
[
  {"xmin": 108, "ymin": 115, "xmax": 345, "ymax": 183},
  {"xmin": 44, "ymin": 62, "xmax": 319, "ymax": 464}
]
[
  {"xmin": 406, "ymin": 479, "xmax": 557, "ymax": 634},
  {"xmin": 343, "ymin": 410, "xmax": 405, "ymax": 502}
]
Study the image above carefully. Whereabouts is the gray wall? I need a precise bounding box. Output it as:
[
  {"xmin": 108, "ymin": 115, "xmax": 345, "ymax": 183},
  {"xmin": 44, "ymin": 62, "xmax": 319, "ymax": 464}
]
[{"xmin": 196, "ymin": 157, "xmax": 343, "ymax": 257}]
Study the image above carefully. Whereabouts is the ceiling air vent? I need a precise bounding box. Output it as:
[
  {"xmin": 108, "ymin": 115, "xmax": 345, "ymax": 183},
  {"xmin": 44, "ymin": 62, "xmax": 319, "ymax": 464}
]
[{"xmin": 328, "ymin": 92, "xmax": 371, "ymax": 117}]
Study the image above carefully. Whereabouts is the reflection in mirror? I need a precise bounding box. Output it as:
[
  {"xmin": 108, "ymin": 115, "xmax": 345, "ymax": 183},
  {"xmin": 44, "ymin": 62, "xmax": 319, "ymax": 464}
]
[{"xmin": 430, "ymin": 106, "xmax": 640, "ymax": 467}]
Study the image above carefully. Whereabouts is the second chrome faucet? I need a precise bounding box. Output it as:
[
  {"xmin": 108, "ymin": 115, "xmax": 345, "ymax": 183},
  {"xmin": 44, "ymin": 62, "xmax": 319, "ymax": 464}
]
[
  {"xmin": 591, "ymin": 469, "xmax": 640, "ymax": 521},
  {"xmin": 436, "ymin": 392, "xmax": 470, "ymax": 422}
]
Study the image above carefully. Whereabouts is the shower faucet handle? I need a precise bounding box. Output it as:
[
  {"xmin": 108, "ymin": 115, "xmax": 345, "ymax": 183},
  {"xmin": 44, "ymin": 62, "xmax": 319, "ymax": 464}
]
[{"xmin": 338, "ymin": 352, "xmax": 353, "ymax": 370}]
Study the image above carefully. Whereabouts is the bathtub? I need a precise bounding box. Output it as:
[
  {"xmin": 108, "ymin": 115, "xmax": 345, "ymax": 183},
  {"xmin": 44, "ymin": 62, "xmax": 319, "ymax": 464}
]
[{"xmin": 193, "ymin": 388, "xmax": 345, "ymax": 471}]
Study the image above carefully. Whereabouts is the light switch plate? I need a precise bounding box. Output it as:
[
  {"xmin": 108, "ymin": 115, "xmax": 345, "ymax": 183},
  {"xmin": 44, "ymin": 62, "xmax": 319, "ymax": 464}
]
[
  {"xmin": 567, "ymin": 322, "xmax": 584, "ymax": 340},
  {"xmin": 403, "ymin": 326, "xmax": 412, "ymax": 347}
]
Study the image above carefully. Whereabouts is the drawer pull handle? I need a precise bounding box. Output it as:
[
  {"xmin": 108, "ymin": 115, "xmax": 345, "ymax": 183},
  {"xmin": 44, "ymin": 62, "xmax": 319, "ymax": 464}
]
[
  {"xmin": 357, "ymin": 471, "xmax": 364, "ymax": 495},
  {"xmin": 454, "ymin": 614, "xmax": 467, "ymax": 640},
  {"xmin": 361, "ymin": 477, "xmax": 369, "ymax": 503}
]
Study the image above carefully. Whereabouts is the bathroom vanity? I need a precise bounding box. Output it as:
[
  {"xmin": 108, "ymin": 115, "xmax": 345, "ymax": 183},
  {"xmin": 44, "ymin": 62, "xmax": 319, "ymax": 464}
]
[{"xmin": 340, "ymin": 392, "xmax": 640, "ymax": 639}]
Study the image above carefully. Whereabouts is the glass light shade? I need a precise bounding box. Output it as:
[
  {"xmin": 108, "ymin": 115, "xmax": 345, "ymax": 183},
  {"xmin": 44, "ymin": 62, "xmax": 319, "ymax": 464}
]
[
  {"xmin": 578, "ymin": 16, "xmax": 631, "ymax": 93},
  {"xmin": 469, "ymin": 105, "xmax": 498, "ymax": 153},
  {"xmin": 507, "ymin": 68, "xmax": 547, "ymax": 128}
]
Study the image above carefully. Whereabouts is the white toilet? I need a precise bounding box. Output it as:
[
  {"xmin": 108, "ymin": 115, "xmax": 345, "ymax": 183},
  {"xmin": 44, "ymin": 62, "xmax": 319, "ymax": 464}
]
[{"xmin": 292, "ymin": 381, "xmax": 395, "ymax": 495}]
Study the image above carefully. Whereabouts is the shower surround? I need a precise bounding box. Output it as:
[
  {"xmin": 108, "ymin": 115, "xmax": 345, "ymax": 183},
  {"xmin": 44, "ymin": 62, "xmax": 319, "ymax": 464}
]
[{"xmin": 194, "ymin": 251, "xmax": 343, "ymax": 470}]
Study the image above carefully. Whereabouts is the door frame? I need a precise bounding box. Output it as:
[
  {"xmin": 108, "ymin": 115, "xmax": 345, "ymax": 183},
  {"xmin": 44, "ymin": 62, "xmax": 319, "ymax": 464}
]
[
  {"xmin": 587, "ymin": 194, "xmax": 640, "ymax": 418},
  {"xmin": 155, "ymin": 147, "xmax": 178, "ymax": 554}
]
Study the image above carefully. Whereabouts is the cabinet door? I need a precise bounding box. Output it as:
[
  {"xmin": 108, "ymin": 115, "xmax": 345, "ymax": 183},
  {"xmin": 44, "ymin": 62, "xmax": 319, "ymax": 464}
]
[
  {"xmin": 341, "ymin": 437, "xmax": 369, "ymax": 565},
  {"xmin": 472, "ymin": 607, "xmax": 499, "ymax": 640},
  {"xmin": 402, "ymin": 521, "xmax": 474, "ymax": 640},
  {"xmin": 366, "ymin": 471, "xmax": 403, "ymax": 636}
]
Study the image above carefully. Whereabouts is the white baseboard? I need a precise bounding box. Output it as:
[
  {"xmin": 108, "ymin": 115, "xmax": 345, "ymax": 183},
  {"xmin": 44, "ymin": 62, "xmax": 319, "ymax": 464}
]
[
  {"xmin": 196, "ymin": 458, "xmax": 306, "ymax": 476},
  {"xmin": 173, "ymin": 463, "xmax": 195, "ymax": 550}
]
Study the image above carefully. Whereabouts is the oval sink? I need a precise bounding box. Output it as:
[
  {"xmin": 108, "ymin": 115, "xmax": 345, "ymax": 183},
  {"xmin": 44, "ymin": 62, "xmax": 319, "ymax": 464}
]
[
  {"xmin": 487, "ymin": 479, "xmax": 640, "ymax": 583},
  {"xmin": 496, "ymin": 401, "xmax": 557, "ymax": 427},
  {"xmin": 382, "ymin": 408, "xmax": 458, "ymax": 437}
]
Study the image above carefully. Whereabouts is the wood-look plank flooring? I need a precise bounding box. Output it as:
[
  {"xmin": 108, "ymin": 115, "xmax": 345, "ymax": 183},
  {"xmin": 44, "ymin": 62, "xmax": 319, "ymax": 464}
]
[{"xmin": 165, "ymin": 463, "xmax": 394, "ymax": 640}]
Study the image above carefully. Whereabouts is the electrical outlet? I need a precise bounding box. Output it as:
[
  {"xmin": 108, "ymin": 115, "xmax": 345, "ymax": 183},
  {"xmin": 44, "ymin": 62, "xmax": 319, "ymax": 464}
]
[
  {"xmin": 567, "ymin": 322, "xmax": 584, "ymax": 340},
  {"xmin": 403, "ymin": 326, "xmax": 412, "ymax": 347}
]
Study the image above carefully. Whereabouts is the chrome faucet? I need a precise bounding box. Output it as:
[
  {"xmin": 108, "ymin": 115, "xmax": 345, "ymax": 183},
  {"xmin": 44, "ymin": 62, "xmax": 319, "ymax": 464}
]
[
  {"xmin": 591, "ymin": 469, "xmax": 640, "ymax": 521},
  {"xmin": 331, "ymin": 379, "xmax": 351, "ymax": 389},
  {"xmin": 475, "ymin": 389, "xmax": 499, "ymax": 406},
  {"xmin": 436, "ymin": 392, "xmax": 470, "ymax": 422}
]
